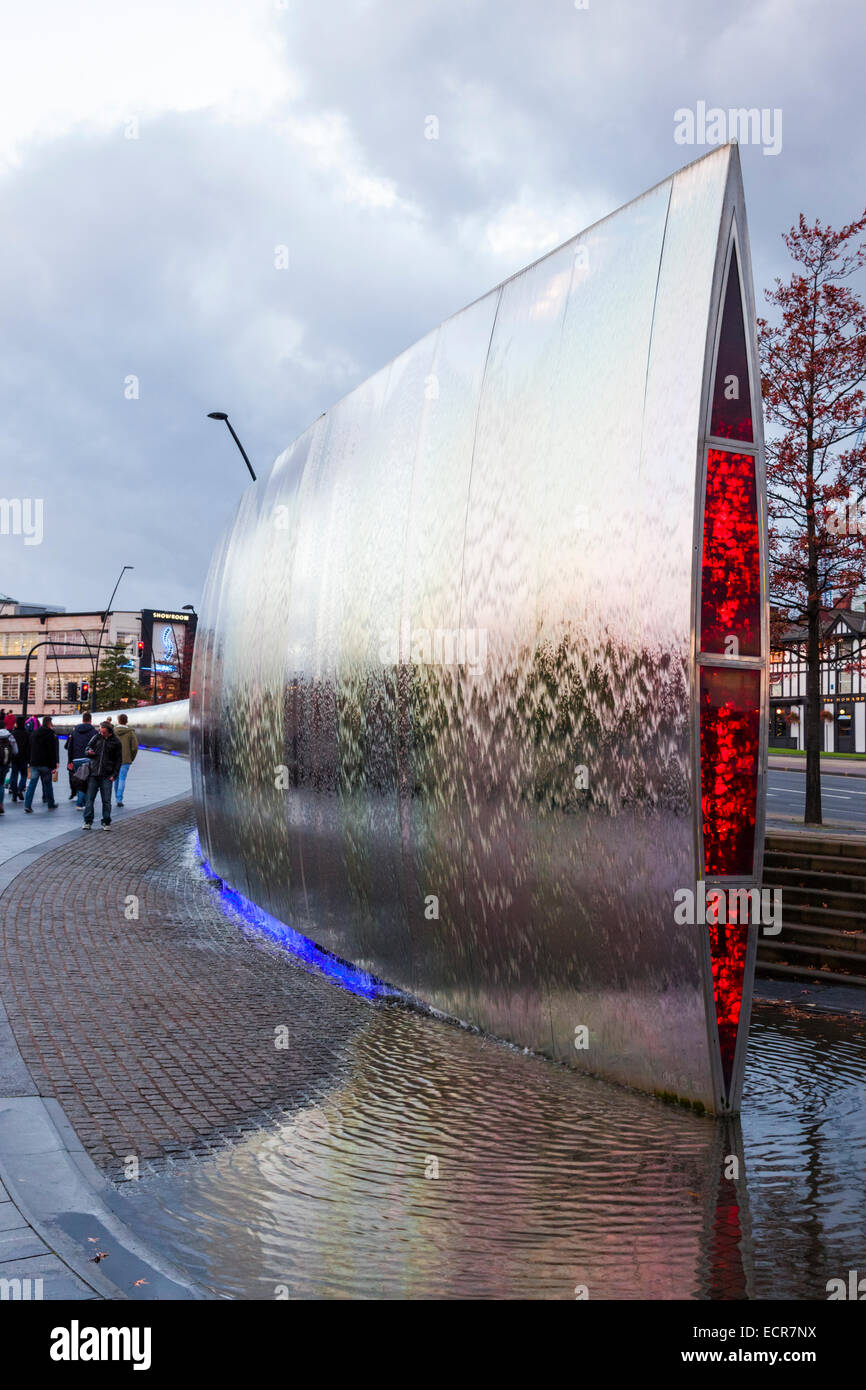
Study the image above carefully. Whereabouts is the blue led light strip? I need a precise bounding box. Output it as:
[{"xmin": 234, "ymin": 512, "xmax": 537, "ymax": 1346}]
[{"xmin": 195, "ymin": 840, "xmax": 401, "ymax": 1002}]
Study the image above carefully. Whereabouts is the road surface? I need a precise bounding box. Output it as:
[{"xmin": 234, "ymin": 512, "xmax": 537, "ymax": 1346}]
[{"xmin": 767, "ymin": 768, "xmax": 866, "ymax": 828}]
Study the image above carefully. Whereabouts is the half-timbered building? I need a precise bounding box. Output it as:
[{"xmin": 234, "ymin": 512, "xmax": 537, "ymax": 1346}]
[{"xmin": 770, "ymin": 604, "xmax": 866, "ymax": 752}]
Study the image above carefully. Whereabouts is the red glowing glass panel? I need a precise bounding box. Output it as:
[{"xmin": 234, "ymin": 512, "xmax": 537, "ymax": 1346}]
[
  {"xmin": 699, "ymin": 668, "xmax": 759, "ymax": 877},
  {"xmin": 700, "ymin": 667, "xmax": 760, "ymax": 1087},
  {"xmin": 700, "ymin": 449, "xmax": 760, "ymax": 656},
  {"xmin": 705, "ymin": 889, "xmax": 750, "ymax": 1095},
  {"xmin": 710, "ymin": 252, "xmax": 753, "ymax": 442}
]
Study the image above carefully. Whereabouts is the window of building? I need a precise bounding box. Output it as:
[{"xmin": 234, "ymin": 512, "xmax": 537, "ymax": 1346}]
[
  {"xmin": 45, "ymin": 629, "xmax": 102, "ymax": 658},
  {"xmin": 837, "ymin": 636, "xmax": 854, "ymax": 694},
  {"xmin": 45, "ymin": 637, "xmax": 80, "ymax": 658},
  {"xmin": 1, "ymin": 674, "xmax": 35, "ymax": 701}
]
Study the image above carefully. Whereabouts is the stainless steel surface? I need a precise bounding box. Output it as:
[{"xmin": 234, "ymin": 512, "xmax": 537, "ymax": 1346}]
[
  {"xmin": 191, "ymin": 145, "xmax": 767, "ymax": 1114},
  {"xmin": 52, "ymin": 700, "xmax": 190, "ymax": 755}
]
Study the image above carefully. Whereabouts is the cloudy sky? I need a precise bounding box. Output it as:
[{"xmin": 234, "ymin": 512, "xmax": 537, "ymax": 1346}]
[{"xmin": 2, "ymin": 0, "xmax": 864, "ymax": 614}]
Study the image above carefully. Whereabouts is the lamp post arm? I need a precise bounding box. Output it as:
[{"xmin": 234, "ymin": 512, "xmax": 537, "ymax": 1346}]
[
  {"xmin": 92, "ymin": 565, "xmax": 133, "ymax": 712},
  {"xmin": 225, "ymin": 420, "xmax": 257, "ymax": 482},
  {"xmin": 18, "ymin": 639, "xmax": 96, "ymax": 718}
]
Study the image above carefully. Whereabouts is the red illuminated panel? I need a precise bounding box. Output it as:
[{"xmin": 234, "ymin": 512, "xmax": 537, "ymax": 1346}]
[
  {"xmin": 700, "ymin": 668, "xmax": 760, "ymax": 1087},
  {"xmin": 710, "ymin": 252, "xmax": 753, "ymax": 442},
  {"xmin": 700, "ymin": 668, "xmax": 759, "ymax": 876},
  {"xmin": 705, "ymin": 890, "xmax": 750, "ymax": 1095},
  {"xmin": 700, "ymin": 449, "xmax": 760, "ymax": 656}
]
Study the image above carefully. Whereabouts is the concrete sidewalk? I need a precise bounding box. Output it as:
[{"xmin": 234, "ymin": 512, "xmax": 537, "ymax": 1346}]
[
  {"xmin": 1, "ymin": 744, "xmax": 190, "ymax": 854},
  {"xmin": 769, "ymin": 754, "xmax": 866, "ymax": 778},
  {"xmin": 766, "ymin": 814, "xmax": 866, "ymax": 840},
  {"xmin": 0, "ymin": 750, "xmax": 200, "ymax": 1301}
]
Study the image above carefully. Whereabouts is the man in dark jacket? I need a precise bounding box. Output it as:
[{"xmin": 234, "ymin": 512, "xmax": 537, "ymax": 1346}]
[
  {"xmin": 9, "ymin": 716, "xmax": 30, "ymax": 801},
  {"xmin": 24, "ymin": 715, "xmax": 60, "ymax": 812},
  {"xmin": 66, "ymin": 711, "xmax": 96, "ymax": 807},
  {"xmin": 83, "ymin": 721, "xmax": 123, "ymax": 829}
]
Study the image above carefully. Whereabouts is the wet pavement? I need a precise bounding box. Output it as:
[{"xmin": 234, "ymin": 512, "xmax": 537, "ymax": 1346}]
[
  {"xmin": 0, "ymin": 755, "xmax": 199, "ymax": 1300},
  {"xmin": 0, "ymin": 800, "xmax": 368, "ymax": 1173},
  {"xmin": 129, "ymin": 992, "xmax": 866, "ymax": 1300},
  {"xmin": 2, "ymin": 800, "xmax": 865, "ymax": 1300}
]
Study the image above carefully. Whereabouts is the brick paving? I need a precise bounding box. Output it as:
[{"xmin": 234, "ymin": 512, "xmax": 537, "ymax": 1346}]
[{"xmin": 0, "ymin": 798, "xmax": 371, "ymax": 1180}]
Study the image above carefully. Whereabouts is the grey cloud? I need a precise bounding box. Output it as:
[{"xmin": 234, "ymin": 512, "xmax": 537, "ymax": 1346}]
[{"xmin": 1, "ymin": 0, "xmax": 864, "ymax": 611}]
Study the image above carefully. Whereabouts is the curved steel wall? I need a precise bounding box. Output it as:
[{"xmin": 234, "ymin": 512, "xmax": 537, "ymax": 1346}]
[
  {"xmin": 52, "ymin": 700, "xmax": 190, "ymax": 754},
  {"xmin": 191, "ymin": 145, "xmax": 767, "ymax": 1113}
]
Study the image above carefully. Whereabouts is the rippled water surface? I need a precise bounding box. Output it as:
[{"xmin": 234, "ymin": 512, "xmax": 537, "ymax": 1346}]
[{"xmin": 132, "ymin": 994, "xmax": 866, "ymax": 1300}]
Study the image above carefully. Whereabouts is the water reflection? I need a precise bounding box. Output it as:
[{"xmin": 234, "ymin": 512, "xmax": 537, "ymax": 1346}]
[
  {"xmin": 740, "ymin": 1003, "xmax": 866, "ymax": 1300},
  {"xmin": 133, "ymin": 998, "xmax": 866, "ymax": 1299}
]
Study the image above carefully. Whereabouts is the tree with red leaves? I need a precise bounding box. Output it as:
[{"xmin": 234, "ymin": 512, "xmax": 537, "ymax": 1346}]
[{"xmin": 759, "ymin": 211, "xmax": 866, "ymax": 824}]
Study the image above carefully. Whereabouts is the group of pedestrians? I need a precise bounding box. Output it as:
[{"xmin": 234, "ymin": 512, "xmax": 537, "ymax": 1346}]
[
  {"xmin": 0, "ymin": 708, "xmax": 138, "ymax": 829},
  {"xmin": 0, "ymin": 713, "xmax": 36, "ymax": 808}
]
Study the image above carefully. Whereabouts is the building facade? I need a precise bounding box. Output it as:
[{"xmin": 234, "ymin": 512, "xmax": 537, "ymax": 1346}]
[
  {"xmin": 770, "ymin": 607, "xmax": 866, "ymax": 752},
  {"xmin": 0, "ymin": 602, "xmax": 196, "ymax": 715}
]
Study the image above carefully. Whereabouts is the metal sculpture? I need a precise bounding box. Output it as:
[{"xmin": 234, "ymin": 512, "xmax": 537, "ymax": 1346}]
[{"xmin": 188, "ymin": 143, "xmax": 766, "ymax": 1114}]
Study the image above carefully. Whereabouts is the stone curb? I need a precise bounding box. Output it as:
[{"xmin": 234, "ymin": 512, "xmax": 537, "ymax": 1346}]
[
  {"xmin": 769, "ymin": 757, "xmax": 866, "ymax": 779},
  {"xmin": 766, "ymin": 815, "xmax": 866, "ymax": 837}
]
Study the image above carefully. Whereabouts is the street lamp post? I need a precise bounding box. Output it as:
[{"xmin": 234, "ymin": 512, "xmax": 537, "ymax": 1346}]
[
  {"xmin": 92, "ymin": 564, "xmax": 133, "ymax": 712},
  {"xmin": 207, "ymin": 412, "xmax": 257, "ymax": 482}
]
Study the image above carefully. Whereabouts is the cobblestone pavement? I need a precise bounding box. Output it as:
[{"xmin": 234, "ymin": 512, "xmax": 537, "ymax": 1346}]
[{"xmin": 0, "ymin": 798, "xmax": 372, "ymax": 1180}]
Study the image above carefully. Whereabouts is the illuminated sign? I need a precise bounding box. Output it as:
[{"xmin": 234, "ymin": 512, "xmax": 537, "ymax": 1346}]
[{"xmin": 139, "ymin": 608, "xmax": 197, "ymax": 698}]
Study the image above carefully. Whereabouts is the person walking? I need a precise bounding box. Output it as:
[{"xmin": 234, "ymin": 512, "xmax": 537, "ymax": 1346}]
[
  {"xmin": 9, "ymin": 716, "xmax": 30, "ymax": 801},
  {"xmin": 66, "ymin": 710, "xmax": 97, "ymax": 807},
  {"xmin": 83, "ymin": 721, "xmax": 122, "ymax": 830},
  {"xmin": 4, "ymin": 710, "xmax": 15, "ymax": 732},
  {"xmin": 23, "ymin": 715, "xmax": 60, "ymax": 813},
  {"xmin": 0, "ymin": 723, "xmax": 17, "ymax": 815},
  {"xmin": 114, "ymin": 714, "xmax": 138, "ymax": 805}
]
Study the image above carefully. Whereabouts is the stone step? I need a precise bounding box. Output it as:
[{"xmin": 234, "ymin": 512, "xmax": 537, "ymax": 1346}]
[
  {"xmin": 760, "ymin": 832, "xmax": 866, "ymax": 981},
  {"xmin": 755, "ymin": 959, "xmax": 866, "ymax": 987},
  {"xmin": 766, "ymin": 834, "xmax": 866, "ymax": 862},
  {"xmin": 763, "ymin": 881, "xmax": 866, "ymax": 917},
  {"xmin": 758, "ymin": 937, "xmax": 866, "ymax": 967},
  {"xmin": 772, "ymin": 921, "xmax": 866, "ymax": 955},
  {"xmin": 771, "ymin": 900, "xmax": 866, "ymax": 933},
  {"xmin": 764, "ymin": 865, "xmax": 866, "ymax": 896},
  {"xmin": 764, "ymin": 851, "xmax": 866, "ymax": 884}
]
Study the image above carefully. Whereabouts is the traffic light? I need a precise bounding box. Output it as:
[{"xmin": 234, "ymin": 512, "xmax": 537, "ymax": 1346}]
[
  {"xmin": 137, "ymin": 640, "xmax": 144, "ymax": 653},
  {"xmin": 66, "ymin": 681, "xmax": 78, "ymax": 702},
  {"xmin": 81, "ymin": 680, "xmax": 90, "ymax": 704}
]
